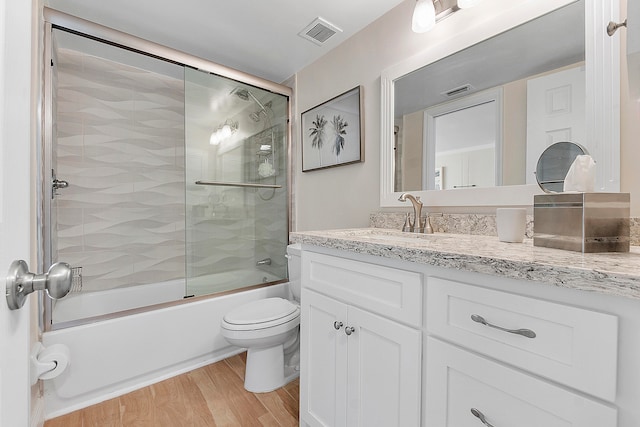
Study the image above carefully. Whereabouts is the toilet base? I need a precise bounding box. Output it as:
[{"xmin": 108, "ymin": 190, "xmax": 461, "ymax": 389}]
[{"xmin": 244, "ymin": 344, "xmax": 299, "ymax": 393}]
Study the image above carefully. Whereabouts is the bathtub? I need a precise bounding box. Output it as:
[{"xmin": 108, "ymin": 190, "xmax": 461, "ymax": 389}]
[
  {"xmin": 52, "ymin": 270, "xmax": 282, "ymax": 324},
  {"xmin": 42, "ymin": 280, "xmax": 289, "ymax": 419},
  {"xmin": 52, "ymin": 278, "xmax": 186, "ymax": 324}
]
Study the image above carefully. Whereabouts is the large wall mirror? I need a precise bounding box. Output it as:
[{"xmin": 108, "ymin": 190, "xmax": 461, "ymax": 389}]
[{"xmin": 380, "ymin": 0, "xmax": 620, "ymax": 207}]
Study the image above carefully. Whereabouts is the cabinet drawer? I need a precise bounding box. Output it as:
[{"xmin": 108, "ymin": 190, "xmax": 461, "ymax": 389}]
[
  {"xmin": 425, "ymin": 337, "xmax": 617, "ymax": 427},
  {"xmin": 302, "ymin": 251, "xmax": 422, "ymax": 326},
  {"xmin": 426, "ymin": 277, "xmax": 618, "ymax": 401}
]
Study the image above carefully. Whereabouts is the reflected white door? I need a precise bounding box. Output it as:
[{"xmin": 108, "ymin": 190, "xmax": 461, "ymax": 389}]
[
  {"xmin": 1, "ymin": 0, "xmax": 34, "ymax": 425},
  {"xmin": 526, "ymin": 65, "xmax": 586, "ymax": 184}
]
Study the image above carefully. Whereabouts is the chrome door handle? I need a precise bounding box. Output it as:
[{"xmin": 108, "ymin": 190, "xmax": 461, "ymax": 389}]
[
  {"xmin": 471, "ymin": 408, "xmax": 495, "ymax": 427},
  {"xmin": 52, "ymin": 178, "xmax": 69, "ymax": 190},
  {"xmin": 344, "ymin": 326, "xmax": 356, "ymax": 336},
  {"xmin": 333, "ymin": 321, "xmax": 344, "ymax": 330},
  {"xmin": 6, "ymin": 260, "xmax": 72, "ymax": 310},
  {"xmin": 51, "ymin": 169, "xmax": 69, "ymax": 197},
  {"xmin": 471, "ymin": 314, "xmax": 536, "ymax": 338}
]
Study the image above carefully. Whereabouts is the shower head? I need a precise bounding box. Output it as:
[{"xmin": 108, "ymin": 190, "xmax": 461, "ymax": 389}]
[
  {"xmin": 231, "ymin": 87, "xmax": 251, "ymax": 101},
  {"xmin": 231, "ymin": 87, "xmax": 272, "ymax": 122},
  {"xmin": 249, "ymin": 101, "xmax": 273, "ymax": 122},
  {"xmin": 231, "ymin": 87, "xmax": 267, "ymax": 111}
]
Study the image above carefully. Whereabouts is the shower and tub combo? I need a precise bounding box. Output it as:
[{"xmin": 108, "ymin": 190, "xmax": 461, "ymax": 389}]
[{"xmin": 39, "ymin": 7, "xmax": 294, "ymax": 418}]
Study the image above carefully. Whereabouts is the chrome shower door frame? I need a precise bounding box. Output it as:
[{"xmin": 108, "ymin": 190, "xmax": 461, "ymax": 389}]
[{"xmin": 39, "ymin": 7, "xmax": 293, "ymax": 331}]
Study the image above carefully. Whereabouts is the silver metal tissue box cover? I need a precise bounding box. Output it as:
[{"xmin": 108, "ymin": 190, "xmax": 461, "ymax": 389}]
[{"xmin": 533, "ymin": 193, "xmax": 630, "ymax": 253}]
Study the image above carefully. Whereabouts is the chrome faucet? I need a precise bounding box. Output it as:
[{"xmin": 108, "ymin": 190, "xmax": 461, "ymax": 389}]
[{"xmin": 398, "ymin": 193, "xmax": 433, "ymax": 234}]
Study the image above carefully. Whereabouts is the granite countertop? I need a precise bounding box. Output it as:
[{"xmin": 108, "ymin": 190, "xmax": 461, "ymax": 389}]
[{"xmin": 290, "ymin": 228, "xmax": 640, "ymax": 301}]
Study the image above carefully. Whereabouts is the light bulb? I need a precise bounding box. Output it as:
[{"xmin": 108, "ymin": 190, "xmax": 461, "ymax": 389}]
[
  {"xmin": 458, "ymin": 0, "xmax": 483, "ymax": 9},
  {"xmin": 209, "ymin": 131, "xmax": 220, "ymax": 145},
  {"xmin": 412, "ymin": 0, "xmax": 436, "ymax": 33},
  {"xmin": 220, "ymin": 124, "xmax": 232, "ymax": 139}
]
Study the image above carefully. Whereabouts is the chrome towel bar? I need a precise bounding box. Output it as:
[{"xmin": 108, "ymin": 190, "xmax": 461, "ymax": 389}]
[{"xmin": 195, "ymin": 180, "xmax": 281, "ymax": 189}]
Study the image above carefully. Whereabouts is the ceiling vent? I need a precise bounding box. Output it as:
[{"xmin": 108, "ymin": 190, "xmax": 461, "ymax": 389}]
[
  {"xmin": 442, "ymin": 84, "xmax": 473, "ymax": 97},
  {"xmin": 298, "ymin": 17, "xmax": 342, "ymax": 46}
]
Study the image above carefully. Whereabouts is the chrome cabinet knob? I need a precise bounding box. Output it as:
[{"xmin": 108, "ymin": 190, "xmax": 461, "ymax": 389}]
[
  {"xmin": 6, "ymin": 260, "xmax": 72, "ymax": 310},
  {"xmin": 344, "ymin": 326, "xmax": 356, "ymax": 336},
  {"xmin": 333, "ymin": 321, "xmax": 344, "ymax": 330}
]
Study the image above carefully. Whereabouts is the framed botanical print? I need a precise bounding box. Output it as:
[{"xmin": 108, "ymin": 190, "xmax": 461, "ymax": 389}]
[{"xmin": 301, "ymin": 86, "xmax": 364, "ymax": 172}]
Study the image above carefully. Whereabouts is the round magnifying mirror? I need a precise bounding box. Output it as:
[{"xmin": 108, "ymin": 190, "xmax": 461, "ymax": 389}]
[{"xmin": 535, "ymin": 142, "xmax": 588, "ymax": 193}]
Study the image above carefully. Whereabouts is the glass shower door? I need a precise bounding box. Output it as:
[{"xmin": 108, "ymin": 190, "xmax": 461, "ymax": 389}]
[
  {"xmin": 184, "ymin": 68, "xmax": 289, "ymax": 297},
  {"xmin": 48, "ymin": 29, "xmax": 188, "ymax": 325}
]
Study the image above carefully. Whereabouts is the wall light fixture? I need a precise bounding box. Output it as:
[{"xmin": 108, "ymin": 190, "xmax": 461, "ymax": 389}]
[
  {"xmin": 412, "ymin": 0, "xmax": 483, "ymax": 33},
  {"xmin": 209, "ymin": 120, "xmax": 238, "ymax": 145}
]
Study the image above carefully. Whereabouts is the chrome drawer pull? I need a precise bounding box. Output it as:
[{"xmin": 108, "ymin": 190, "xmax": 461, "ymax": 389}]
[
  {"xmin": 344, "ymin": 326, "xmax": 356, "ymax": 336},
  {"xmin": 471, "ymin": 408, "xmax": 495, "ymax": 427},
  {"xmin": 471, "ymin": 314, "xmax": 537, "ymax": 338},
  {"xmin": 333, "ymin": 321, "xmax": 344, "ymax": 330}
]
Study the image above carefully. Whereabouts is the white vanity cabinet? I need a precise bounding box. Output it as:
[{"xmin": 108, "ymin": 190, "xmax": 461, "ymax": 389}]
[
  {"xmin": 425, "ymin": 277, "xmax": 619, "ymax": 427},
  {"xmin": 426, "ymin": 337, "xmax": 617, "ymax": 427},
  {"xmin": 426, "ymin": 277, "xmax": 618, "ymax": 401},
  {"xmin": 299, "ymin": 251, "xmax": 422, "ymax": 427}
]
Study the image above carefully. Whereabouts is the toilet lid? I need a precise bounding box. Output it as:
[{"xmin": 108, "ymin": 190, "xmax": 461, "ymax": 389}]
[{"xmin": 224, "ymin": 297, "xmax": 298, "ymax": 325}]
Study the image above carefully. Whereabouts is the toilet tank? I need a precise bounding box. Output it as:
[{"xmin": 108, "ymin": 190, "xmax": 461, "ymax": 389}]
[{"xmin": 286, "ymin": 244, "xmax": 302, "ymax": 301}]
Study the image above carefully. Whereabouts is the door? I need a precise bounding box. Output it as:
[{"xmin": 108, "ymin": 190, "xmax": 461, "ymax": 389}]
[
  {"xmin": 1, "ymin": 0, "xmax": 35, "ymax": 425},
  {"xmin": 526, "ymin": 65, "xmax": 586, "ymax": 184},
  {"xmin": 300, "ymin": 289, "xmax": 348, "ymax": 427},
  {"xmin": 346, "ymin": 306, "xmax": 421, "ymax": 427}
]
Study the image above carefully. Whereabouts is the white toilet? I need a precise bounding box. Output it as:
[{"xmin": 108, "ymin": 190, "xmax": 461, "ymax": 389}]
[{"xmin": 221, "ymin": 244, "xmax": 302, "ymax": 393}]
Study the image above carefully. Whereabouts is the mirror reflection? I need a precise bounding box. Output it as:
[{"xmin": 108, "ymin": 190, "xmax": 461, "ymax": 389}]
[
  {"xmin": 535, "ymin": 141, "xmax": 587, "ymax": 193},
  {"xmin": 394, "ymin": 0, "xmax": 585, "ymax": 192}
]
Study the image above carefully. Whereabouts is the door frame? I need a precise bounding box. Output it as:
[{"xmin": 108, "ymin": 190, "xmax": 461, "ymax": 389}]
[
  {"xmin": 423, "ymin": 87, "xmax": 504, "ymax": 190},
  {"xmin": 0, "ymin": 0, "xmax": 38, "ymax": 426}
]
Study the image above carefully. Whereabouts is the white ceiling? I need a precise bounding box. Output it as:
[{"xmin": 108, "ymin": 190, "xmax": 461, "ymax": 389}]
[{"xmin": 46, "ymin": 0, "xmax": 407, "ymax": 83}]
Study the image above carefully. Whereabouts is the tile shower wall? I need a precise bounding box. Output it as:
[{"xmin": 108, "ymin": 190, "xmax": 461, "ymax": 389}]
[{"xmin": 55, "ymin": 48, "xmax": 185, "ymax": 292}]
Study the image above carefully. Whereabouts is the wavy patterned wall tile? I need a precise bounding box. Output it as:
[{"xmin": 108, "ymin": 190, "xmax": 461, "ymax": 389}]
[{"xmin": 55, "ymin": 48, "xmax": 185, "ymax": 293}]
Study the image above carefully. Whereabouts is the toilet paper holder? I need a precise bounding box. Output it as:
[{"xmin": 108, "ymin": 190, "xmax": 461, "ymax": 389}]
[{"xmin": 30, "ymin": 342, "xmax": 70, "ymax": 385}]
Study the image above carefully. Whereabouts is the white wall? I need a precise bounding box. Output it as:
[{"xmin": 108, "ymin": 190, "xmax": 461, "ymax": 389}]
[
  {"xmin": 295, "ymin": 0, "xmax": 423, "ymax": 231},
  {"xmin": 294, "ymin": 0, "xmax": 638, "ymax": 231}
]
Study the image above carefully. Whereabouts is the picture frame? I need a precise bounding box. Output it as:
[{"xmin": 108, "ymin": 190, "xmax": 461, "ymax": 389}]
[{"xmin": 301, "ymin": 86, "xmax": 364, "ymax": 172}]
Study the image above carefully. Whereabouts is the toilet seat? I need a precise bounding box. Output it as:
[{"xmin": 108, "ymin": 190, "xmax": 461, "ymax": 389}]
[{"xmin": 222, "ymin": 297, "xmax": 300, "ymax": 331}]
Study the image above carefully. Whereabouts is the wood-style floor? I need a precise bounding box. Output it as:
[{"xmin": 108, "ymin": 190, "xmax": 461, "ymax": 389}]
[{"xmin": 44, "ymin": 352, "xmax": 299, "ymax": 427}]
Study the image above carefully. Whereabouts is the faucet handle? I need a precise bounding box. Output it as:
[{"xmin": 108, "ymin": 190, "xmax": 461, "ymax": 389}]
[
  {"xmin": 423, "ymin": 216, "xmax": 433, "ymax": 234},
  {"xmin": 402, "ymin": 212, "xmax": 413, "ymax": 232},
  {"xmin": 421, "ymin": 212, "xmax": 442, "ymax": 234}
]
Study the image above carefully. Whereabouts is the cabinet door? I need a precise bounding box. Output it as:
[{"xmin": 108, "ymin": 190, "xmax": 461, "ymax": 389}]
[
  {"xmin": 346, "ymin": 306, "xmax": 422, "ymax": 427},
  {"xmin": 425, "ymin": 337, "xmax": 617, "ymax": 427},
  {"xmin": 300, "ymin": 289, "xmax": 349, "ymax": 427}
]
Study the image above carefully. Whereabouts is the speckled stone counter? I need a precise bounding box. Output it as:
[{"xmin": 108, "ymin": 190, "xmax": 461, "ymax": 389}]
[{"xmin": 290, "ymin": 228, "xmax": 640, "ymax": 301}]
